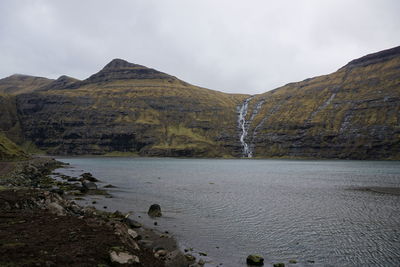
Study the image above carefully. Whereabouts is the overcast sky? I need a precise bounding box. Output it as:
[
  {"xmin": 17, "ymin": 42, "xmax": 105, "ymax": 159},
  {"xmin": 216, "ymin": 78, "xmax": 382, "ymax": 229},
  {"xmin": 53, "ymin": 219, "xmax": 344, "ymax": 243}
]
[{"xmin": 0, "ymin": 0, "xmax": 399, "ymax": 94}]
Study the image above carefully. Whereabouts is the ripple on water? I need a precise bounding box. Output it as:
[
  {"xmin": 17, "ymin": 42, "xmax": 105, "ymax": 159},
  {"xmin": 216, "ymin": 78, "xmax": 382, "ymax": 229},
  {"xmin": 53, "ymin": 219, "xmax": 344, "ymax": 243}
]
[{"xmin": 55, "ymin": 158, "xmax": 400, "ymax": 266}]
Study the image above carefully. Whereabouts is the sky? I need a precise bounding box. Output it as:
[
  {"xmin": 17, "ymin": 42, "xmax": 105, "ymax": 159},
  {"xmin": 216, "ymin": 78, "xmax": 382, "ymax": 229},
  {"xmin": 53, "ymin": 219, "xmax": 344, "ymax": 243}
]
[{"xmin": 0, "ymin": 0, "xmax": 399, "ymax": 94}]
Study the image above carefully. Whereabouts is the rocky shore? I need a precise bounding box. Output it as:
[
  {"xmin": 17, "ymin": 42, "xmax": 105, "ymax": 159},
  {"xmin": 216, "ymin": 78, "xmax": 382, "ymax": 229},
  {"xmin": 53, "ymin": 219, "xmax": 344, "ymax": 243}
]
[{"xmin": 0, "ymin": 157, "xmax": 199, "ymax": 266}]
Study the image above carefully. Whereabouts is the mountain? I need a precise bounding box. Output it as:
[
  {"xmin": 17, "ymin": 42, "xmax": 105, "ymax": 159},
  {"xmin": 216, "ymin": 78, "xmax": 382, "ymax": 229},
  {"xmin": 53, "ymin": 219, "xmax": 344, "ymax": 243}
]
[
  {"xmin": 0, "ymin": 46, "xmax": 398, "ymax": 159},
  {"xmin": 15, "ymin": 59, "xmax": 246, "ymax": 156},
  {"xmin": 0, "ymin": 74, "xmax": 53, "ymax": 95},
  {"xmin": 239, "ymin": 46, "xmax": 400, "ymax": 159}
]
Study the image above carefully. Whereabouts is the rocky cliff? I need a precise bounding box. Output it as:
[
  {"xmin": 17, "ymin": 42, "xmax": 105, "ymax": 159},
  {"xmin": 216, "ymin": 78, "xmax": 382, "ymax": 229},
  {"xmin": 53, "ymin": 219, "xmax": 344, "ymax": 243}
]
[
  {"xmin": 0, "ymin": 46, "xmax": 399, "ymax": 159},
  {"xmin": 239, "ymin": 46, "xmax": 400, "ymax": 159},
  {"xmin": 15, "ymin": 59, "xmax": 245, "ymax": 157}
]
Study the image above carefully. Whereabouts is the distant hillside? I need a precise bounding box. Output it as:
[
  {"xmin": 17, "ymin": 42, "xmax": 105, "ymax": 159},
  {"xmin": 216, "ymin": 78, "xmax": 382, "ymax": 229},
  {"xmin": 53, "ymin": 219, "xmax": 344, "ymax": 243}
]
[
  {"xmin": 0, "ymin": 74, "xmax": 53, "ymax": 95},
  {"xmin": 0, "ymin": 46, "xmax": 398, "ymax": 159},
  {"xmin": 239, "ymin": 46, "xmax": 400, "ymax": 159}
]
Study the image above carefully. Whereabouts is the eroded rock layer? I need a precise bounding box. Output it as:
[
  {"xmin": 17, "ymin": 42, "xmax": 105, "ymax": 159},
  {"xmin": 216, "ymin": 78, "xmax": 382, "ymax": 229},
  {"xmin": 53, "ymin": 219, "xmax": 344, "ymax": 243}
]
[{"xmin": 0, "ymin": 46, "xmax": 399, "ymax": 159}]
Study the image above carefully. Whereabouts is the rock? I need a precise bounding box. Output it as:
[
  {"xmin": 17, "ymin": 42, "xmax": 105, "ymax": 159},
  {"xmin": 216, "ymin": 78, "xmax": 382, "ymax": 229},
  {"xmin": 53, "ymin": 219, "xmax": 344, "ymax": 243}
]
[
  {"xmin": 273, "ymin": 263, "xmax": 285, "ymax": 267},
  {"xmin": 80, "ymin": 172, "xmax": 99, "ymax": 182},
  {"xmin": 198, "ymin": 259, "xmax": 205, "ymax": 266},
  {"xmin": 128, "ymin": 229, "xmax": 138, "ymax": 239},
  {"xmin": 123, "ymin": 217, "xmax": 142, "ymax": 228},
  {"xmin": 154, "ymin": 249, "xmax": 168, "ymax": 258},
  {"xmin": 185, "ymin": 254, "xmax": 196, "ymax": 261},
  {"xmin": 82, "ymin": 181, "xmax": 97, "ymax": 191},
  {"xmin": 109, "ymin": 251, "xmax": 139, "ymax": 264},
  {"xmin": 103, "ymin": 184, "xmax": 117, "ymax": 188},
  {"xmin": 50, "ymin": 187, "xmax": 64, "ymax": 195},
  {"xmin": 153, "ymin": 246, "xmax": 165, "ymax": 253},
  {"xmin": 131, "ymin": 241, "xmax": 140, "ymax": 251},
  {"xmin": 148, "ymin": 204, "xmax": 162, "ymax": 217},
  {"xmin": 47, "ymin": 202, "xmax": 66, "ymax": 216},
  {"xmin": 246, "ymin": 254, "xmax": 264, "ymax": 266},
  {"xmin": 154, "ymin": 221, "xmax": 158, "ymax": 226},
  {"xmin": 289, "ymin": 259, "xmax": 297, "ymax": 264},
  {"xmin": 137, "ymin": 240, "xmax": 153, "ymax": 248},
  {"xmin": 199, "ymin": 252, "xmax": 207, "ymax": 256},
  {"xmin": 165, "ymin": 249, "xmax": 188, "ymax": 267}
]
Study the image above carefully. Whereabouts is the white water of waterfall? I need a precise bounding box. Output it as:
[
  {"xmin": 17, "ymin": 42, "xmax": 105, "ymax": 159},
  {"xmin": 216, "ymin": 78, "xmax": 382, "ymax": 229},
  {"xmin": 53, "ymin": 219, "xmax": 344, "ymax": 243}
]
[{"xmin": 238, "ymin": 97, "xmax": 253, "ymax": 157}]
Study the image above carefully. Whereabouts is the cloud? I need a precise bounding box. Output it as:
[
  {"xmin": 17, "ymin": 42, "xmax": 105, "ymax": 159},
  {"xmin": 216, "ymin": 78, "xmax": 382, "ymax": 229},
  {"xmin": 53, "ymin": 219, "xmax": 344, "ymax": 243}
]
[{"xmin": 0, "ymin": 0, "xmax": 399, "ymax": 94}]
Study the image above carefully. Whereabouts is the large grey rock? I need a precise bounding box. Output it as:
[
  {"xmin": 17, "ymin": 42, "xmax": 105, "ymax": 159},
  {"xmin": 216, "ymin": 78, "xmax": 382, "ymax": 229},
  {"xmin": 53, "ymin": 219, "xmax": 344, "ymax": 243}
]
[
  {"xmin": 124, "ymin": 217, "xmax": 142, "ymax": 228},
  {"xmin": 82, "ymin": 181, "xmax": 97, "ymax": 190},
  {"xmin": 47, "ymin": 202, "xmax": 66, "ymax": 216},
  {"xmin": 247, "ymin": 254, "xmax": 264, "ymax": 266},
  {"xmin": 109, "ymin": 251, "xmax": 139, "ymax": 264},
  {"xmin": 148, "ymin": 204, "xmax": 162, "ymax": 217}
]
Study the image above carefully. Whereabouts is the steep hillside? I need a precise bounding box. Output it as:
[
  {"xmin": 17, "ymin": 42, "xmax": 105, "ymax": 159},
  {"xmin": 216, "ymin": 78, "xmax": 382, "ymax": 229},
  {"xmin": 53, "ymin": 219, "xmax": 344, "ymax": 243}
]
[
  {"xmin": 16, "ymin": 59, "xmax": 246, "ymax": 156},
  {"xmin": 238, "ymin": 46, "xmax": 400, "ymax": 159},
  {"xmin": 0, "ymin": 132, "xmax": 27, "ymax": 161},
  {"xmin": 0, "ymin": 74, "xmax": 53, "ymax": 95},
  {"xmin": 0, "ymin": 47, "xmax": 398, "ymax": 159}
]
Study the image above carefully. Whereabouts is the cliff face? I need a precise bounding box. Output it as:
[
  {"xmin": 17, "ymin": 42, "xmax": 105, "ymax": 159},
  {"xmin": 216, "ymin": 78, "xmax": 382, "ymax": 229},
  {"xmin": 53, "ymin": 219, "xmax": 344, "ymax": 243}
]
[
  {"xmin": 16, "ymin": 59, "xmax": 245, "ymax": 156},
  {"xmin": 0, "ymin": 95, "xmax": 23, "ymax": 144},
  {"xmin": 239, "ymin": 46, "xmax": 400, "ymax": 159},
  {"xmin": 0, "ymin": 47, "xmax": 399, "ymax": 159}
]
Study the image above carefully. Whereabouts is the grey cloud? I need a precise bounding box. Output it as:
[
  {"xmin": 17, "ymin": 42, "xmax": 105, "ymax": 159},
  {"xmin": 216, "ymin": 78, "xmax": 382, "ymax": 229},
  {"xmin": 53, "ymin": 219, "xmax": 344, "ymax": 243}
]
[{"xmin": 0, "ymin": 0, "xmax": 399, "ymax": 94}]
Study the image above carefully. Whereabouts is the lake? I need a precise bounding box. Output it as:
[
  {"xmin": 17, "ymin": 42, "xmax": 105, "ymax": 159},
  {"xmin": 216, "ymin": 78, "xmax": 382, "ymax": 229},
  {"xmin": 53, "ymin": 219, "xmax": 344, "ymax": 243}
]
[{"xmin": 54, "ymin": 157, "xmax": 400, "ymax": 266}]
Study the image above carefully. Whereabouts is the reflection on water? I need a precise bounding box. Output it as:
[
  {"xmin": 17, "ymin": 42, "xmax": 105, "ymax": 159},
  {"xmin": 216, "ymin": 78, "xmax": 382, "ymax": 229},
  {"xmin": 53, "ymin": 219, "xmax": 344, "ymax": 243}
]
[{"xmin": 56, "ymin": 158, "xmax": 400, "ymax": 266}]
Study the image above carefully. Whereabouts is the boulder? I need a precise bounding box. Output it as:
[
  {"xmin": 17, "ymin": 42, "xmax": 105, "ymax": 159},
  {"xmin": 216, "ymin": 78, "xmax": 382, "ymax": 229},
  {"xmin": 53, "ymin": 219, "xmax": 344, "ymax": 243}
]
[
  {"xmin": 185, "ymin": 254, "xmax": 196, "ymax": 262},
  {"xmin": 109, "ymin": 251, "xmax": 139, "ymax": 264},
  {"xmin": 47, "ymin": 202, "xmax": 66, "ymax": 216},
  {"xmin": 148, "ymin": 204, "xmax": 162, "ymax": 217},
  {"xmin": 154, "ymin": 249, "xmax": 168, "ymax": 258},
  {"xmin": 82, "ymin": 181, "xmax": 97, "ymax": 191},
  {"xmin": 80, "ymin": 172, "xmax": 99, "ymax": 182},
  {"xmin": 247, "ymin": 254, "xmax": 264, "ymax": 266},
  {"xmin": 124, "ymin": 217, "xmax": 142, "ymax": 228},
  {"xmin": 273, "ymin": 263, "xmax": 285, "ymax": 267}
]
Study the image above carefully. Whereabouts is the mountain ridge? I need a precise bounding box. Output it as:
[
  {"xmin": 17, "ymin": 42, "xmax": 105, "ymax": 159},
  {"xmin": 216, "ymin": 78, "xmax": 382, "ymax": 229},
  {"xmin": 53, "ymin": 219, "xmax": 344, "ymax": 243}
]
[{"xmin": 0, "ymin": 46, "xmax": 398, "ymax": 159}]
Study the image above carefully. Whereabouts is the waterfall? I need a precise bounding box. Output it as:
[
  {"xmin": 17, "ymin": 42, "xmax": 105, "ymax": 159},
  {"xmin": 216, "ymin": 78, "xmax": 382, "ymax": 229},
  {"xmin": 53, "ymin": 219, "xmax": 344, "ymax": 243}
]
[{"xmin": 238, "ymin": 97, "xmax": 253, "ymax": 157}]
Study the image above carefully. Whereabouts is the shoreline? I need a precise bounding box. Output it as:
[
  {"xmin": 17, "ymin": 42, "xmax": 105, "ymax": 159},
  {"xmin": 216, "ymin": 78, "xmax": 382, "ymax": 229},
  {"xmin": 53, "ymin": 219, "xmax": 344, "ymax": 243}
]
[{"xmin": 0, "ymin": 157, "xmax": 197, "ymax": 266}]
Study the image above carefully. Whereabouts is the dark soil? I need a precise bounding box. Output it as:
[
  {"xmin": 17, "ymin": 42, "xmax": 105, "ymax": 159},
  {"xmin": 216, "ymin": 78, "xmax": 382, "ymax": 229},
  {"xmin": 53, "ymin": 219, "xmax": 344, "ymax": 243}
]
[{"xmin": 0, "ymin": 188, "xmax": 164, "ymax": 267}]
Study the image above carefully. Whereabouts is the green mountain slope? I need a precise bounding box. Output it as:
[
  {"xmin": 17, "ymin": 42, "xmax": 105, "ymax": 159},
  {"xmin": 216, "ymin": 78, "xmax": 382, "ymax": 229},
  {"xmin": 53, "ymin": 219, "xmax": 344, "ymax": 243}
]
[
  {"xmin": 240, "ymin": 46, "xmax": 400, "ymax": 159},
  {"xmin": 0, "ymin": 132, "xmax": 27, "ymax": 161},
  {"xmin": 16, "ymin": 59, "xmax": 246, "ymax": 156},
  {"xmin": 0, "ymin": 46, "xmax": 398, "ymax": 159}
]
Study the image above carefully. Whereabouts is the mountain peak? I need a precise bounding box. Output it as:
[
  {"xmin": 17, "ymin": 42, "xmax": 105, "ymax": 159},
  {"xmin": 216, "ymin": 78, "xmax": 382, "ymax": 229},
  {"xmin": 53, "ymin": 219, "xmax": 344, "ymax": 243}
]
[
  {"xmin": 102, "ymin": 58, "xmax": 143, "ymax": 70},
  {"xmin": 84, "ymin": 59, "xmax": 175, "ymax": 84}
]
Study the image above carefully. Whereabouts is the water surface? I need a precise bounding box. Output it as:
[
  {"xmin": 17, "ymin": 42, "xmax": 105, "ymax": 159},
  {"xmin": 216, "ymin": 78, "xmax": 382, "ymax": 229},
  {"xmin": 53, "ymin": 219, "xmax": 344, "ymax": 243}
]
[{"xmin": 55, "ymin": 158, "xmax": 400, "ymax": 266}]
